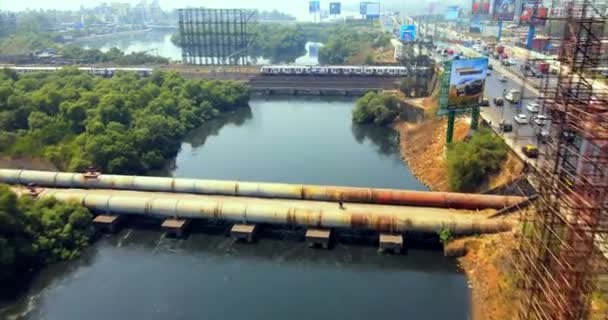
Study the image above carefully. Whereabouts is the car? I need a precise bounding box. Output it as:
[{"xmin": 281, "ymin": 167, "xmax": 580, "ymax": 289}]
[
  {"xmin": 487, "ymin": 64, "xmax": 493, "ymax": 70},
  {"xmin": 479, "ymin": 97, "xmax": 490, "ymax": 106},
  {"xmin": 493, "ymin": 97, "xmax": 505, "ymax": 106},
  {"xmin": 522, "ymin": 145, "xmax": 539, "ymax": 158},
  {"xmin": 526, "ymin": 102, "xmax": 541, "ymax": 113},
  {"xmin": 537, "ymin": 130, "xmax": 553, "ymax": 144},
  {"xmin": 499, "ymin": 120, "xmax": 513, "ymax": 132},
  {"xmin": 514, "ymin": 113, "xmax": 529, "ymax": 124},
  {"xmin": 487, "ymin": 70, "xmax": 491, "ymax": 76},
  {"xmin": 499, "ymin": 75, "xmax": 508, "ymax": 82},
  {"xmin": 455, "ymin": 78, "xmax": 485, "ymax": 96},
  {"xmin": 531, "ymin": 114, "xmax": 551, "ymax": 126}
]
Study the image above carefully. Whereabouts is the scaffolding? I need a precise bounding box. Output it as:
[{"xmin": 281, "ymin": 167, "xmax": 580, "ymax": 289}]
[
  {"xmin": 178, "ymin": 8, "xmax": 258, "ymax": 65},
  {"xmin": 516, "ymin": 0, "xmax": 608, "ymax": 319}
]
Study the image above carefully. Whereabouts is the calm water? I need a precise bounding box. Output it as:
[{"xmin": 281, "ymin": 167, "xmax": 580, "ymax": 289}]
[
  {"xmin": 0, "ymin": 98, "xmax": 470, "ymax": 320},
  {"xmin": 79, "ymin": 30, "xmax": 322, "ymax": 65}
]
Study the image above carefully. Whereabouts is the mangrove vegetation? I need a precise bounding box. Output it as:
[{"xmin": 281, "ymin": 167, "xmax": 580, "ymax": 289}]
[
  {"xmin": 352, "ymin": 92, "xmax": 400, "ymax": 126},
  {"xmin": 0, "ymin": 68, "xmax": 250, "ymax": 174}
]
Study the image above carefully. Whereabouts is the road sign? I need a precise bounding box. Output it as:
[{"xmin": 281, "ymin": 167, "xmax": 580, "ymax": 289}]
[{"xmin": 329, "ymin": 2, "xmax": 341, "ymax": 15}]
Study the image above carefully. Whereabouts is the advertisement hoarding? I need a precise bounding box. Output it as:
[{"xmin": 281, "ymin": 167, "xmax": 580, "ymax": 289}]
[
  {"xmin": 366, "ymin": 2, "xmax": 380, "ymax": 18},
  {"xmin": 399, "ymin": 24, "xmax": 417, "ymax": 42},
  {"xmin": 445, "ymin": 6, "xmax": 459, "ymax": 21},
  {"xmin": 309, "ymin": 1, "xmax": 321, "ymax": 13},
  {"xmin": 448, "ymin": 58, "xmax": 489, "ymax": 110},
  {"xmin": 492, "ymin": 0, "xmax": 516, "ymax": 21},
  {"xmin": 359, "ymin": 2, "xmax": 368, "ymax": 15},
  {"xmin": 520, "ymin": 1, "xmax": 548, "ymax": 26},
  {"xmin": 471, "ymin": 0, "xmax": 490, "ymax": 15},
  {"xmin": 329, "ymin": 2, "xmax": 341, "ymax": 15}
]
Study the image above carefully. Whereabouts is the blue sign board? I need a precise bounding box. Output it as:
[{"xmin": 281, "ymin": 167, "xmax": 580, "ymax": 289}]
[
  {"xmin": 399, "ymin": 24, "xmax": 417, "ymax": 42},
  {"xmin": 309, "ymin": 1, "xmax": 321, "ymax": 13},
  {"xmin": 359, "ymin": 2, "xmax": 369, "ymax": 15},
  {"xmin": 445, "ymin": 6, "xmax": 459, "ymax": 21},
  {"xmin": 329, "ymin": 2, "xmax": 341, "ymax": 15}
]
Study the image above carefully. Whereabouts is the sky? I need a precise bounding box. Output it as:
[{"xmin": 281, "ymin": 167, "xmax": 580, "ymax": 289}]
[{"xmin": 0, "ymin": 0, "xmax": 470, "ymax": 19}]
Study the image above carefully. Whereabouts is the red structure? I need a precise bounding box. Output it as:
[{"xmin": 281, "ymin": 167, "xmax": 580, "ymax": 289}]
[{"xmin": 517, "ymin": 0, "xmax": 608, "ymax": 319}]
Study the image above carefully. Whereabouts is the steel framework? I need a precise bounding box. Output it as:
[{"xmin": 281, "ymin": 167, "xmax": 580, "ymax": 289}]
[
  {"xmin": 516, "ymin": 0, "xmax": 608, "ymax": 319},
  {"xmin": 178, "ymin": 8, "xmax": 258, "ymax": 65}
]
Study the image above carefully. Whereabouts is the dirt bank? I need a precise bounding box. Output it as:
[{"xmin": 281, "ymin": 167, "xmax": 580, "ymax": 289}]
[
  {"xmin": 0, "ymin": 156, "xmax": 56, "ymax": 171},
  {"xmin": 458, "ymin": 231, "xmax": 520, "ymax": 320},
  {"xmin": 458, "ymin": 221, "xmax": 608, "ymax": 320},
  {"xmin": 395, "ymin": 117, "xmax": 470, "ymax": 191}
]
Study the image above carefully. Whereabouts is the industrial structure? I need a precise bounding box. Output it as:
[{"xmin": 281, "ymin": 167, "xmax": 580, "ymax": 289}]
[
  {"xmin": 515, "ymin": 0, "xmax": 608, "ymax": 319},
  {"xmin": 178, "ymin": 8, "xmax": 259, "ymax": 65}
]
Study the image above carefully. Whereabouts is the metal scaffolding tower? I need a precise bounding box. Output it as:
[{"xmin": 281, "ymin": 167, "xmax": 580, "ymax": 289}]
[
  {"xmin": 178, "ymin": 8, "xmax": 258, "ymax": 65},
  {"xmin": 516, "ymin": 0, "xmax": 608, "ymax": 319}
]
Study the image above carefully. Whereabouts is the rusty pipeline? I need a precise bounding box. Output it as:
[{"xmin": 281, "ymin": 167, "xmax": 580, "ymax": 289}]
[
  {"xmin": 37, "ymin": 188, "xmax": 515, "ymax": 235},
  {"xmin": 0, "ymin": 169, "xmax": 525, "ymax": 210}
]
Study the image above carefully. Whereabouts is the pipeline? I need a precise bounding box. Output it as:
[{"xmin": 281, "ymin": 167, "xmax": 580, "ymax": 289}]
[
  {"xmin": 36, "ymin": 188, "xmax": 515, "ymax": 235},
  {"xmin": 0, "ymin": 169, "xmax": 525, "ymax": 210}
]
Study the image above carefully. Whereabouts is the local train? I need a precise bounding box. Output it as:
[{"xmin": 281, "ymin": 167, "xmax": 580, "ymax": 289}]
[
  {"xmin": 260, "ymin": 65, "xmax": 429, "ymax": 76},
  {"xmin": 5, "ymin": 66, "xmax": 154, "ymax": 77}
]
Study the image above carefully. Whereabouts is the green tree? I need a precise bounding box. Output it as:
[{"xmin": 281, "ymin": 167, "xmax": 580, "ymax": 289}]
[
  {"xmin": 352, "ymin": 92, "xmax": 400, "ymax": 126},
  {"xmin": 446, "ymin": 129, "xmax": 508, "ymax": 192}
]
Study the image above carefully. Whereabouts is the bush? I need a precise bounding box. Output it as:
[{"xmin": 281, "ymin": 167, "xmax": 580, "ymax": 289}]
[
  {"xmin": 352, "ymin": 92, "xmax": 400, "ymax": 126},
  {"xmin": 0, "ymin": 185, "xmax": 93, "ymax": 287},
  {"xmin": 446, "ymin": 128, "xmax": 508, "ymax": 192}
]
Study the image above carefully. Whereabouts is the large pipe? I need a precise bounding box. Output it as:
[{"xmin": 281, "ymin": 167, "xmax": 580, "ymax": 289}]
[
  {"xmin": 34, "ymin": 188, "xmax": 515, "ymax": 235},
  {"xmin": 0, "ymin": 169, "xmax": 525, "ymax": 210}
]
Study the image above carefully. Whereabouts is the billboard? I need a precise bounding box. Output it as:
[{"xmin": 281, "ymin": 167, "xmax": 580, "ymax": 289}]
[
  {"xmin": 399, "ymin": 24, "xmax": 417, "ymax": 42},
  {"xmin": 329, "ymin": 2, "xmax": 341, "ymax": 15},
  {"xmin": 493, "ymin": 0, "xmax": 516, "ymax": 21},
  {"xmin": 309, "ymin": 1, "xmax": 321, "ymax": 13},
  {"xmin": 448, "ymin": 58, "xmax": 489, "ymax": 110},
  {"xmin": 472, "ymin": 0, "xmax": 490, "ymax": 15},
  {"xmin": 520, "ymin": 1, "xmax": 548, "ymax": 26},
  {"xmin": 359, "ymin": 2, "xmax": 368, "ymax": 15},
  {"xmin": 366, "ymin": 2, "xmax": 380, "ymax": 18},
  {"xmin": 445, "ymin": 6, "xmax": 459, "ymax": 20}
]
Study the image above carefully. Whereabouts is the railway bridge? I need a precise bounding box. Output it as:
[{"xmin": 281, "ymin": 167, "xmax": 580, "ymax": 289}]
[{"xmin": 1, "ymin": 169, "xmax": 523, "ymax": 253}]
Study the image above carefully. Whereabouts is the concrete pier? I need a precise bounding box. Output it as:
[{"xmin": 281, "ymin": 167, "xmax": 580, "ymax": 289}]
[
  {"xmin": 93, "ymin": 215, "xmax": 123, "ymax": 233},
  {"xmin": 379, "ymin": 233, "xmax": 404, "ymax": 254},
  {"xmin": 161, "ymin": 219, "xmax": 189, "ymax": 238},
  {"xmin": 306, "ymin": 229, "xmax": 331, "ymax": 249},
  {"xmin": 231, "ymin": 224, "xmax": 257, "ymax": 243}
]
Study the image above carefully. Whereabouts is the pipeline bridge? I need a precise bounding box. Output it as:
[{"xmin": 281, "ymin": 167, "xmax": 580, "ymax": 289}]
[{"xmin": 1, "ymin": 169, "xmax": 522, "ymax": 253}]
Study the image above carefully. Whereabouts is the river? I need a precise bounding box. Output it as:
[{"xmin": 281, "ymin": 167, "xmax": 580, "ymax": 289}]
[
  {"xmin": 78, "ymin": 29, "xmax": 322, "ymax": 65},
  {"xmin": 0, "ymin": 79, "xmax": 469, "ymax": 320}
]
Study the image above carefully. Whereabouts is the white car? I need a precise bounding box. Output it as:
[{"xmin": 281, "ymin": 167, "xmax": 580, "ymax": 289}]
[
  {"xmin": 526, "ymin": 102, "xmax": 541, "ymax": 113},
  {"xmin": 499, "ymin": 75, "xmax": 508, "ymax": 82},
  {"xmin": 514, "ymin": 114, "xmax": 529, "ymax": 124},
  {"xmin": 531, "ymin": 115, "xmax": 551, "ymax": 126}
]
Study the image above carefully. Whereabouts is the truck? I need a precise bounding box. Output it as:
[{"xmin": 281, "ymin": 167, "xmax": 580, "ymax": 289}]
[{"xmin": 505, "ymin": 89, "xmax": 521, "ymax": 103}]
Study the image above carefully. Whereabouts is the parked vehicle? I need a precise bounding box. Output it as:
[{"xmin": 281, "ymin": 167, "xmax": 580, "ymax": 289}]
[
  {"xmin": 506, "ymin": 89, "xmax": 522, "ymax": 103},
  {"xmin": 526, "ymin": 102, "xmax": 541, "ymax": 113},
  {"xmin": 479, "ymin": 97, "xmax": 490, "ymax": 106},
  {"xmin": 493, "ymin": 97, "xmax": 505, "ymax": 106},
  {"xmin": 514, "ymin": 113, "xmax": 529, "ymax": 124},
  {"xmin": 522, "ymin": 145, "xmax": 539, "ymax": 158},
  {"xmin": 531, "ymin": 115, "xmax": 551, "ymax": 126},
  {"xmin": 499, "ymin": 74, "xmax": 508, "ymax": 82},
  {"xmin": 537, "ymin": 130, "xmax": 552, "ymax": 144},
  {"xmin": 499, "ymin": 120, "xmax": 513, "ymax": 132},
  {"xmin": 487, "ymin": 64, "xmax": 493, "ymax": 70}
]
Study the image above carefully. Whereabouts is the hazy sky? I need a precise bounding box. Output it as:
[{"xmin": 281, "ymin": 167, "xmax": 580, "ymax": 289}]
[{"xmin": 0, "ymin": 0, "xmax": 468, "ymax": 18}]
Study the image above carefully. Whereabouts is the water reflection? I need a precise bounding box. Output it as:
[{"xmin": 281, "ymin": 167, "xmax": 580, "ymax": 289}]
[
  {"xmin": 185, "ymin": 107, "xmax": 253, "ymax": 148},
  {"xmin": 351, "ymin": 123, "xmax": 400, "ymax": 156}
]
